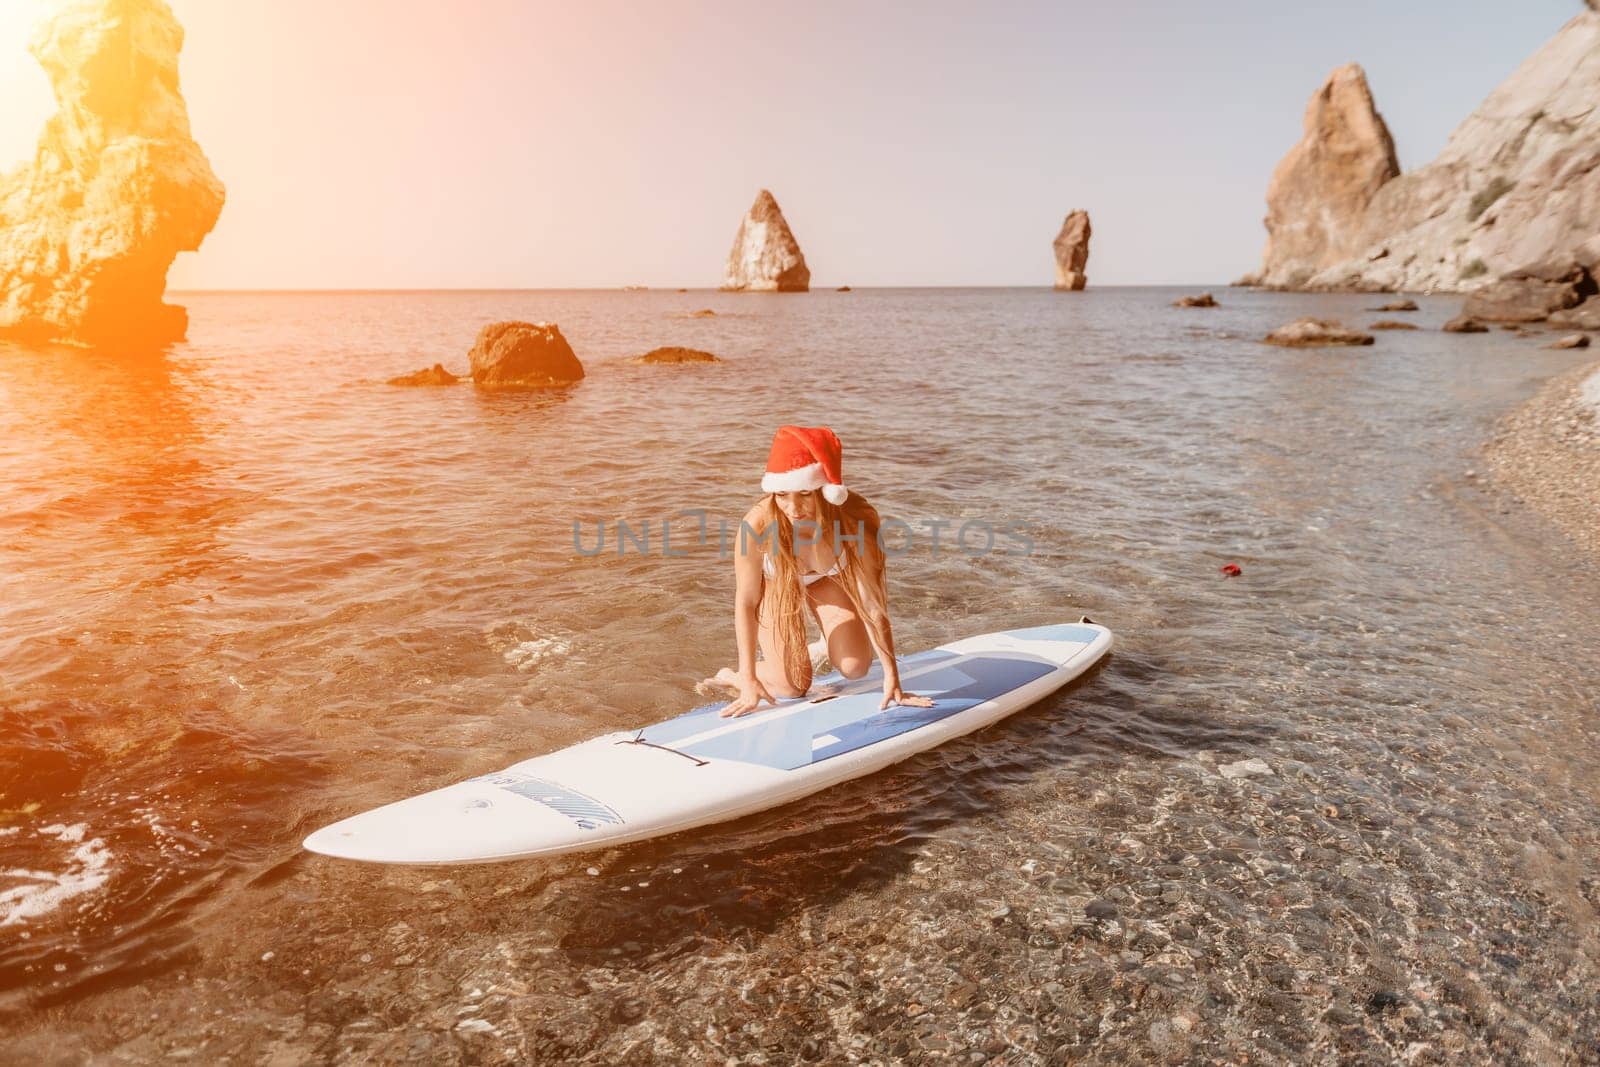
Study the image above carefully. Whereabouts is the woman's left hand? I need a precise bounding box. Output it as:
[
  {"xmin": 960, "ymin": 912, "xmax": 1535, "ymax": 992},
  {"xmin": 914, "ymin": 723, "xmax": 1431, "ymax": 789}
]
[{"xmin": 881, "ymin": 682, "xmax": 935, "ymax": 710}]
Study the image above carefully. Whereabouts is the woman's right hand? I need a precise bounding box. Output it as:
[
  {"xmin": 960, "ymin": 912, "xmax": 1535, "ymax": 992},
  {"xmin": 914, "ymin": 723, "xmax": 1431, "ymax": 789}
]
[{"xmin": 720, "ymin": 674, "xmax": 776, "ymax": 718}]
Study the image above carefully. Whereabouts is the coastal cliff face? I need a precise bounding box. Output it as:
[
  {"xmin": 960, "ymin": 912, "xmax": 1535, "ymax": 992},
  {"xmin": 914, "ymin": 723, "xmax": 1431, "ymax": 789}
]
[
  {"xmin": 0, "ymin": 0, "xmax": 225, "ymax": 346},
  {"xmin": 1243, "ymin": 65, "xmax": 1399, "ymax": 290},
  {"xmin": 1052, "ymin": 210, "xmax": 1091, "ymax": 290},
  {"xmin": 721, "ymin": 189, "xmax": 810, "ymax": 292},
  {"xmin": 1249, "ymin": 10, "xmax": 1600, "ymax": 293}
]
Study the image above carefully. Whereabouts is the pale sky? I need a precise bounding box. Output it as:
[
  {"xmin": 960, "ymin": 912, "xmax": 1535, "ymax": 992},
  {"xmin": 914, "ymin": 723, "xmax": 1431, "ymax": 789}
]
[{"xmin": 0, "ymin": 0, "xmax": 1584, "ymax": 289}]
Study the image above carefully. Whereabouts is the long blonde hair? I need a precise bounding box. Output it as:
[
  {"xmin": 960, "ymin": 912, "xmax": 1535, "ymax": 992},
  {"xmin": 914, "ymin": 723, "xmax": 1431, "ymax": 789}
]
[{"xmin": 751, "ymin": 489, "xmax": 893, "ymax": 690}]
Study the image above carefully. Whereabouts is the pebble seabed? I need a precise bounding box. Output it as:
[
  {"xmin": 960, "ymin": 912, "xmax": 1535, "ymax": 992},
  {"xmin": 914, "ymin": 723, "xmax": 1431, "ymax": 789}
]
[{"xmin": 7, "ymin": 711, "xmax": 1599, "ymax": 1066}]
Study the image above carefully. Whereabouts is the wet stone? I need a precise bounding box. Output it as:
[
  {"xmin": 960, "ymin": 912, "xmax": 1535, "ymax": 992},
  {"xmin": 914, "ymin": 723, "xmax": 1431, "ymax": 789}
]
[
  {"xmin": 1085, "ymin": 899, "xmax": 1119, "ymax": 920},
  {"xmin": 1366, "ymin": 990, "xmax": 1405, "ymax": 1015},
  {"xmin": 610, "ymin": 996, "xmax": 647, "ymax": 1025}
]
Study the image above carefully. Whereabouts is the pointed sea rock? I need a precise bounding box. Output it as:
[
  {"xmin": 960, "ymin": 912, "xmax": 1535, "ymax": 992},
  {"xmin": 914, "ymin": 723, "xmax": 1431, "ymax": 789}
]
[
  {"xmin": 1052, "ymin": 210, "xmax": 1091, "ymax": 290},
  {"xmin": 1304, "ymin": 9, "xmax": 1600, "ymax": 292},
  {"xmin": 1244, "ymin": 64, "xmax": 1399, "ymax": 290},
  {"xmin": 0, "ymin": 0, "xmax": 225, "ymax": 346},
  {"xmin": 721, "ymin": 190, "xmax": 810, "ymax": 292}
]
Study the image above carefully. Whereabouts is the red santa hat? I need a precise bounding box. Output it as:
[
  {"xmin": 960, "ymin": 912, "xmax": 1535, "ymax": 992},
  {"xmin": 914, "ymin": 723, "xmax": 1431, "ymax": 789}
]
[{"xmin": 761, "ymin": 425, "xmax": 849, "ymax": 505}]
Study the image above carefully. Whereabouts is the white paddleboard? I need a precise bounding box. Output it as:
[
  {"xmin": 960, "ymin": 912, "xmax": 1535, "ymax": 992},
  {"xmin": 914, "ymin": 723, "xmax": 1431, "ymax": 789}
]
[{"xmin": 303, "ymin": 621, "xmax": 1112, "ymax": 865}]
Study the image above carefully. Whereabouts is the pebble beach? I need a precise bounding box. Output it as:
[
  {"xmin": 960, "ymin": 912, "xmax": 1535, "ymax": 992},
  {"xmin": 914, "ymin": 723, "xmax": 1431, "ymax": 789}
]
[{"xmin": 1485, "ymin": 361, "xmax": 1600, "ymax": 561}]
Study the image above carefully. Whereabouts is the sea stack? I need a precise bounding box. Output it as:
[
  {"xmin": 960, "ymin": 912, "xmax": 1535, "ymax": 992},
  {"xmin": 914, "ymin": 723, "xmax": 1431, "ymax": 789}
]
[
  {"xmin": 1243, "ymin": 64, "xmax": 1399, "ymax": 290},
  {"xmin": 721, "ymin": 189, "xmax": 810, "ymax": 292},
  {"xmin": 1247, "ymin": 8, "xmax": 1600, "ymax": 292},
  {"xmin": 1052, "ymin": 210, "xmax": 1091, "ymax": 290},
  {"xmin": 0, "ymin": 0, "xmax": 226, "ymax": 347}
]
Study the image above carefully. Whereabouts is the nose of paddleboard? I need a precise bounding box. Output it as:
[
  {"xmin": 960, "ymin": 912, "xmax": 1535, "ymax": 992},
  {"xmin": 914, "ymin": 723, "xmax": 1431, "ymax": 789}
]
[{"xmin": 303, "ymin": 778, "xmax": 595, "ymax": 864}]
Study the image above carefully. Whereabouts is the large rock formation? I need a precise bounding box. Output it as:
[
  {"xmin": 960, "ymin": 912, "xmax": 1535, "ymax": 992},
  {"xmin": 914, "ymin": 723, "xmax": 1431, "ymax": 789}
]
[
  {"xmin": 0, "ymin": 0, "xmax": 225, "ymax": 346},
  {"xmin": 1242, "ymin": 65, "xmax": 1400, "ymax": 289},
  {"xmin": 1461, "ymin": 259, "xmax": 1595, "ymax": 322},
  {"xmin": 721, "ymin": 190, "xmax": 809, "ymax": 292},
  {"xmin": 468, "ymin": 322, "xmax": 584, "ymax": 386},
  {"xmin": 1248, "ymin": 10, "xmax": 1600, "ymax": 293},
  {"xmin": 1052, "ymin": 210, "xmax": 1091, "ymax": 290}
]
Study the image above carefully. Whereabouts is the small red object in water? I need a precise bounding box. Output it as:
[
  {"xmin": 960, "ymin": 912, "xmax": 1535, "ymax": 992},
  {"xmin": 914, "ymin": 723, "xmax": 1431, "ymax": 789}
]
[{"xmin": 1220, "ymin": 563, "xmax": 1242, "ymax": 577}]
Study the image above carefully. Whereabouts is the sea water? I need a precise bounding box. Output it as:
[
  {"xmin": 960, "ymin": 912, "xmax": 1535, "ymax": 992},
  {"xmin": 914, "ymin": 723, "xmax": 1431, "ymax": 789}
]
[{"xmin": 2, "ymin": 288, "xmax": 1597, "ymax": 1058}]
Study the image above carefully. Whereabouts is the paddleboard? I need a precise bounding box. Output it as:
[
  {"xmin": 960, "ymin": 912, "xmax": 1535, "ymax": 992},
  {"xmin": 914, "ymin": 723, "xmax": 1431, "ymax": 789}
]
[{"xmin": 303, "ymin": 620, "xmax": 1112, "ymax": 865}]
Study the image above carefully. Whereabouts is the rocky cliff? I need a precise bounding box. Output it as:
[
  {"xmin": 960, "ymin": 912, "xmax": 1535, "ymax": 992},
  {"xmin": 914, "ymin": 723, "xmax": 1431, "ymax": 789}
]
[
  {"xmin": 721, "ymin": 190, "xmax": 810, "ymax": 292},
  {"xmin": 0, "ymin": 0, "xmax": 225, "ymax": 346},
  {"xmin": 1242, "ymin": 65, "xmax": 1399, "ymax": 289},
  {"xmin": 1247, "ymin": 10, "xmax": 1600, "ymax": 293}
]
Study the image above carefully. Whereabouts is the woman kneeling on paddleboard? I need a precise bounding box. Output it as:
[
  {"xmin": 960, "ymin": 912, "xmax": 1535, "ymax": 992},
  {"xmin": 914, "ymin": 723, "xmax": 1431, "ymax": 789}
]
[{"xmin": 703, "ymin": 425, "xmax": 933, "ymax": 718}]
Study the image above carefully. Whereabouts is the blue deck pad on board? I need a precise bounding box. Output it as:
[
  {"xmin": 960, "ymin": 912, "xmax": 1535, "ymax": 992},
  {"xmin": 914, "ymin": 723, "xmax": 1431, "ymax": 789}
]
[
  {"xmin": 1006, "ymin": 623, "xmax": 1102, "ymax": 645},
  {"xmin": 643, "ymin": 653, "xmax": 1060, "ymax": 771},
  {"xmin": 643, "ymin": 647, "xmax": 958, "ymax": 747}
]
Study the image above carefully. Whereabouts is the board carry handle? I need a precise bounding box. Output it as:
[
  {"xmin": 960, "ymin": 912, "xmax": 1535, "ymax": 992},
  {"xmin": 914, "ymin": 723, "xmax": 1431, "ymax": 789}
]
[{"xmin": 615, "ymin": 732, "xmax": 709, "ymax": 767}]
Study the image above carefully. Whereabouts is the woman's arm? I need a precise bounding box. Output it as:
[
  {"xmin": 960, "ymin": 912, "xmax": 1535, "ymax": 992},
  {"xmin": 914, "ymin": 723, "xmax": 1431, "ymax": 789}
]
[
  {"xmin": 854, "ymin": 568, "xmax": 898, "ymax": 683},
  {"xmin": 853, "ymin": 539, "xmax": 934, "ymax": 710},
  {"xmin": 723, "ymin": 507, "xmax": 775, "ymax": 716},
  {"xmin": 733, "ymin": 523, "xmax": 763, "ymax": 680}
]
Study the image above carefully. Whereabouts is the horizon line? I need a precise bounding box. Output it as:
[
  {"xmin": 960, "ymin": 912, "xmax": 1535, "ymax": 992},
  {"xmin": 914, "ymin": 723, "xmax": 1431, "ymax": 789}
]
[{"xmin": 169, "ymin": 283, "xmax": 1244, "ymax": 295}]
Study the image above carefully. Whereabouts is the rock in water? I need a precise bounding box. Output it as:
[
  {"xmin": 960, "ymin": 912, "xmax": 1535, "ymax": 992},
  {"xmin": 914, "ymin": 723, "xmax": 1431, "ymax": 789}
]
[
  {"xmin": 1173, "ymin": 293, "xmax": 1218, "ymax": 307},
  {"xmin": 1369, "ymin": 320, "xmax": 1420, "ymax": 330},
  {"xmin": 1263, "ymin": 318, "xmax": 1375, "ymax": 347},
  {"xmin": 1549, "ymin": 298, "xmax": 1600, "ymax": 330},
  {"xmin": 1242, "ymin": 64, "xmax": 1400, "ymax": 290},
  {"xmin": 1549, "ymin": 334, "xmax": 1591, "ymax": 349},
  {"xmin": 1052, "ymin": 210, "xmax": 1091, "ymax": 290},
  {"xmin": 388, "ymin": 363, "xmax": 461, "ymax": 386},
  {"xmin": 1373, "ymin": 299, "xmax": 1419, "ymax": 312},
  {"xmin": 1442, "ymin": 316, "xmax": 1490, "ymax": 334},
  {"xmin": 468, "ymin": 322, "xmax": 584, "ymax": 386},
  {"xmin": 721, "ymin": 190, "xmax": 809, "ymax": 292},
  {"xmin": 634, "ymin": 346, "xmax": 720, "ymax": 364},
  {"xmin": 1295, "ymin": 10, "xmax": 1600, "ymax": 292},
  {"xmin": 1462, "ymin": 260, "xmax": 1596, "ymax": 322},
  {"xmin": 0, "ymin": 0, "xmax": 225, "ymax": 347}
]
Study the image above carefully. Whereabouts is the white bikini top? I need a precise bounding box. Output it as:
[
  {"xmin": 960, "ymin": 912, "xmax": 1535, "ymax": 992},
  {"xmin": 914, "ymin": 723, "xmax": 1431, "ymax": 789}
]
[{"xmin": 762, "ymin": 548, "xmax": 845, "ymax": 586}]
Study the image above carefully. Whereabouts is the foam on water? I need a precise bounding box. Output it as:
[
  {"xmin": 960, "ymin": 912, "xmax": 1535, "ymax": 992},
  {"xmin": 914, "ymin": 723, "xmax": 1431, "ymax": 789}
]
[
  {"xmin": 503, "ymin": 636, "xmax": 573, "ymax": 671},
  {"xmin": 486, "ymin": 621, "xmax": 576, "ymax": 672},
  {"xmin": 0, "ymin": 823, "xmax": 114, "ymax": 928}
]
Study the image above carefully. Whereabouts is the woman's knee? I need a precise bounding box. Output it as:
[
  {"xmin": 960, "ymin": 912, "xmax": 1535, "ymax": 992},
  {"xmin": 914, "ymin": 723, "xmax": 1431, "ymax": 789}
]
[{"xmin": 836, "ymin": 655, "xmax": 872, "ymax": 680}]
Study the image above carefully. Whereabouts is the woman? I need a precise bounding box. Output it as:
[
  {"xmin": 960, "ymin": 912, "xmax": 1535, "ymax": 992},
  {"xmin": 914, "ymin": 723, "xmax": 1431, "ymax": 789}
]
[{"xmin": 702, "ymin": 425, "xmax": 934, "ymax": 718}]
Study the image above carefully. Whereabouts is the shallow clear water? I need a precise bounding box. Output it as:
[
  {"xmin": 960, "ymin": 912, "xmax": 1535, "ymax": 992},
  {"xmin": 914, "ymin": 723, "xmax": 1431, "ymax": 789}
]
[{"xmin": 2, "ymin": 288, "xmax": 1597, "ymax": 1059}]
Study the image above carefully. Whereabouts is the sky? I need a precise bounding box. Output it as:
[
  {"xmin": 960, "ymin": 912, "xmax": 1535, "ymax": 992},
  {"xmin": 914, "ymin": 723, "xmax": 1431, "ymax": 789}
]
[{"xmin": 0, "ymin": 0, "xmax": 1585, "ymax": 289}]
